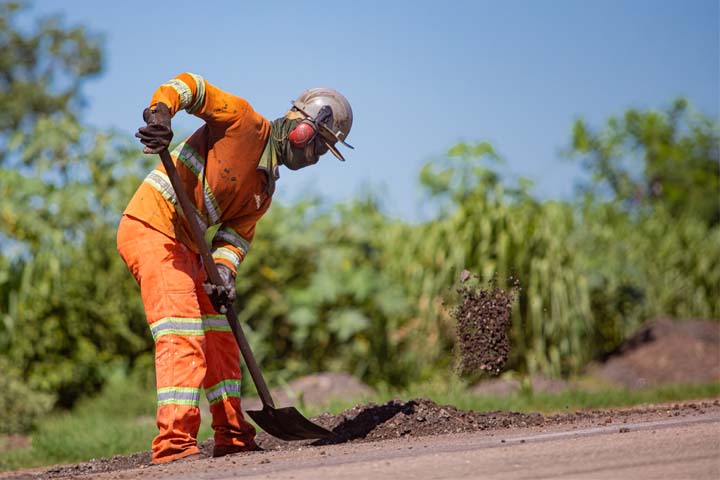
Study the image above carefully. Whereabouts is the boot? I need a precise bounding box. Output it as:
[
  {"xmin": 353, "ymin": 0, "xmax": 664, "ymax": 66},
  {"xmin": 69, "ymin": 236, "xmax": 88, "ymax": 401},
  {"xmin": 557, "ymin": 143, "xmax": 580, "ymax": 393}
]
[{"xmin": 212, "ymin": 443, "xmax": 263, "ymax": 457}]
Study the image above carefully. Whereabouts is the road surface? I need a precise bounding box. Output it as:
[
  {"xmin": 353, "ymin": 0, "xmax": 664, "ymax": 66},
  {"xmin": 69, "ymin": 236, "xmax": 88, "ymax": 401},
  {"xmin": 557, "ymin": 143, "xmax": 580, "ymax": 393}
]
[{"xmin": 88, "ymin": 411, "xmax": 720, "ymax": 480}]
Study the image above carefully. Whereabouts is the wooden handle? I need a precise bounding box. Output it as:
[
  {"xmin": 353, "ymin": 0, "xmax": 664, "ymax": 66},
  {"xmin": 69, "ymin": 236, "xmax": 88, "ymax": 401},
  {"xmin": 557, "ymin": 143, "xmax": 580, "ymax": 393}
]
[{"xmin": 158, "ymin": 149, "xmax": 275, "ymax": 408}]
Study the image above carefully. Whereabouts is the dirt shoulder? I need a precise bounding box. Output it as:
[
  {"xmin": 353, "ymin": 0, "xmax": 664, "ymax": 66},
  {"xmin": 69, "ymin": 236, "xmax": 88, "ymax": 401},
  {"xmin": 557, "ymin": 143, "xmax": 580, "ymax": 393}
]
[{"xmin": 2, "ymin": 398, "xmax": 718, "ymax": 480}]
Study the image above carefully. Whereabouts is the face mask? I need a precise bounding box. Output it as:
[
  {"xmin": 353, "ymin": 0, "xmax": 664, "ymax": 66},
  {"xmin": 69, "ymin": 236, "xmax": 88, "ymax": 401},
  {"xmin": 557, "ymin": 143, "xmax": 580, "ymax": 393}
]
[{"xmin": 271, "ymin": 117, "xmax": 323, "ymax": 171}]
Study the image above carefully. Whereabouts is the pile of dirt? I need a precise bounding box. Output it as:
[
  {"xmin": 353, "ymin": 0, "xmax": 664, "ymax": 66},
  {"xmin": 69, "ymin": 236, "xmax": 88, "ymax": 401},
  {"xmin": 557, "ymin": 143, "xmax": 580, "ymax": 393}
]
[
  {"xmin": 257, "ymin": 398, "xmax": 544, "ymax": 450},
  {"xmin": 587, "ymin": 318, "xmax": 720, "ymax": 389},
  {"xmin": 20, "ymin": 397, "xmax": 720, "ymax": 479},
  {"xmin": 453, "ymin": 272, "xmax": 517, "ymax": 376}
]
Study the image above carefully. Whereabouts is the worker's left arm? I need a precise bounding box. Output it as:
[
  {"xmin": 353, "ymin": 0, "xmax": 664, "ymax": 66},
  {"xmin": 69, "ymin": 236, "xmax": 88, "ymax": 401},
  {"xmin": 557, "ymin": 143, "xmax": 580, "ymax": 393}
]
[{"xmin": 210, "ymin": 208, "xmax": 268, "ymax": 275}]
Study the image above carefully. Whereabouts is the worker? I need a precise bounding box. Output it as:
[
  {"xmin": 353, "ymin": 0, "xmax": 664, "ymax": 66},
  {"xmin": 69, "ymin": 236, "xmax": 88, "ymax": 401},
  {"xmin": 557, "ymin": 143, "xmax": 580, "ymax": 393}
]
[{"xmin": 116, "ymin": 72, "xmax": 353, "ymax": 463}]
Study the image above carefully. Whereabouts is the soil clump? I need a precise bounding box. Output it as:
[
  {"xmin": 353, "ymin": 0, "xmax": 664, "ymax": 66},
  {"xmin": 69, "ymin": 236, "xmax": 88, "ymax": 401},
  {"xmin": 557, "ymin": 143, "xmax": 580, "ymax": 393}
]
[{"xmin": 453, "ymin": 272, "xmax": 517, "ymax": 376}]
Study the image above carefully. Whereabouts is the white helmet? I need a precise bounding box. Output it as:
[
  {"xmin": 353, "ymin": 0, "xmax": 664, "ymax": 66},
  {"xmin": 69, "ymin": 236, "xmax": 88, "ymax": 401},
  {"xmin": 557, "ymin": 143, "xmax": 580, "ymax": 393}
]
[{"xmin": 291, "ymin": 88, "xmax": 354, "ymax": 161}]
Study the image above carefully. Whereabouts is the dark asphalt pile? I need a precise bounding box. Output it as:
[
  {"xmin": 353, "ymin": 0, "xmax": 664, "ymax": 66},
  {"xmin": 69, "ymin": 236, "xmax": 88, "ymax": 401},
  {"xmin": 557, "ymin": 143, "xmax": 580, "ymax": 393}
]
[
  {"xmin": 453, "ymin": 273, "xmax": 518, "ymax": 376},
  {"xmin": 257, "ymin": 398, "xmax": 545, "ymax": 450}
]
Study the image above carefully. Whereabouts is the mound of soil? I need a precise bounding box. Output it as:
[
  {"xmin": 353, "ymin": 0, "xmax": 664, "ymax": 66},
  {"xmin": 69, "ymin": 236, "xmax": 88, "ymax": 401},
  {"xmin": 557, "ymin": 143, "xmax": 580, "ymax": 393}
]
[
  {"xmin": 257, "ymin": 398, "xmax": 545, "ymax": 450},
  {"xmin": 453, "ymin": 273, "xmax": 517, "ymax": 376},
  {"xmin": 16, "ymin": 397, "xmax": 720, "ymax": 479},
  {"xmin": 587, "ymin": 318, "xmax": 720, "ymax": 389}
]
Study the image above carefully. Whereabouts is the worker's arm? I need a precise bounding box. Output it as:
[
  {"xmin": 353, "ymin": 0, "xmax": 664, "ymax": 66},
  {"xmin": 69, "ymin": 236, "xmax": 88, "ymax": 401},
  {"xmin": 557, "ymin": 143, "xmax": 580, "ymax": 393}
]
[
  {"xmin": 149, "ymin": 72, "xmax": 246, "ymax": 127},
  {"xmin": 210, "ymin": 210, "xmax": 266, "ymax": 275}
]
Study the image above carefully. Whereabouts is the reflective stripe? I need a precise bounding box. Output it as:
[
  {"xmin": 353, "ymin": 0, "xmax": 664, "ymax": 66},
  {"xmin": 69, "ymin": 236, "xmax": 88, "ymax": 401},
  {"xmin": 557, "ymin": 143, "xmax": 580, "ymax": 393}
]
[
  {"xmin": 187, "ymin": 73, "xmax": 206, "ymax": 114},
  {"xmin": 173, "ymin": 142, "xmax": 222, "ymax": 225},
  {"xmin": 144, "ymin": 168, "xmax": 207, "ymax": 230},
  {"xmin": 174, "ymin": 142, "xmax": 205, "ymax": 175},
  {"xmin": 150, "ymin": 317, "xmax": 203, "ymax": 341},
  {"xmin": 157, "ymin": 387, "xmax": 201, "ymax": 407},
  {"xmin": 202, "ymin": 315, "xmax": 232, "ymax": 333},
  {"xmin": 163, "ymin": 79, "xmax": 193, "ymax": 110},
  {"xmin": 205, "ymin": 379, "xmax": 242, "ymax": 405},
  {"xmin": 215, "ymin": 228, "xmax": 250, "ymax": 256},
  {"xmin": 151, "ymin": 316, "xmax": 232, "ymax": 340},
  {"xmin": 144, "ymin": 170, "xmax": 177, "ymax": 205},
  {"xmin": 212, "ymin": 247, "xmax": 241, "ymax": 269}
]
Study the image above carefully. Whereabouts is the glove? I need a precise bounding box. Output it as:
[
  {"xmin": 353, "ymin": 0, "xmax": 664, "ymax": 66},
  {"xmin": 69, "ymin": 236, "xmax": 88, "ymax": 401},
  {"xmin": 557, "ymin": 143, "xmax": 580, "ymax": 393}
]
[
  {"xmin": 135, "ymin": 102, "xmax": 173, "ymax": 154},
  {"xmin": 203, "ymin": 263, "xmax": 236, "ymax": 314}
]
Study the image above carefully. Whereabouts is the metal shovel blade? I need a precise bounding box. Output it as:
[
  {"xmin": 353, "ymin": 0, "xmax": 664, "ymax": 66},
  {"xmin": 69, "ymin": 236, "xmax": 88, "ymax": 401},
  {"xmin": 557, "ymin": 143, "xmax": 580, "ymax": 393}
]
[{"xmin": 246, "ymin": 405, "xmax": 334, "ymax": 441}]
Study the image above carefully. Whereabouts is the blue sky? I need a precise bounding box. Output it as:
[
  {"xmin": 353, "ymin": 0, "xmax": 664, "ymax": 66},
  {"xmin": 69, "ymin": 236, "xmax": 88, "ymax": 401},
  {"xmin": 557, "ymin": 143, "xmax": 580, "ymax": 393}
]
[{"xmin": 31, "ymin": 0, "xmax": 719, "ymax": 219}]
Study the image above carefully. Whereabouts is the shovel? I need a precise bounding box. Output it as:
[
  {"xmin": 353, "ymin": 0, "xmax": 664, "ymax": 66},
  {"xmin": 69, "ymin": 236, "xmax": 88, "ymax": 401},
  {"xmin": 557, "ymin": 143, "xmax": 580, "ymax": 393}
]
[{"xmin": 158, "ymin": 148, "xmax": 333, "ymax": 441}]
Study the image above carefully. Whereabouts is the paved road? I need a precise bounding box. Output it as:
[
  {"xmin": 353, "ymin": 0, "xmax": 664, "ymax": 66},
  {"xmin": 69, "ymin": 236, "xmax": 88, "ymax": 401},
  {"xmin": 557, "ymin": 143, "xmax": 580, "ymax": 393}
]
[{"xmin": 97, "ymin": 413, "xmax": 720, "ymax": 480}]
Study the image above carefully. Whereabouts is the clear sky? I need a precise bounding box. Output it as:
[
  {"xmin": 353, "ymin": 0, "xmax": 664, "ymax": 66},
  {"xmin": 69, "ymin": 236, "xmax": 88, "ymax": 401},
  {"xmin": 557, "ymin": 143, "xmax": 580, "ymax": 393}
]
[{"xmin": 30, "ymin": 0, "xmax": 720, "ymax": 219}]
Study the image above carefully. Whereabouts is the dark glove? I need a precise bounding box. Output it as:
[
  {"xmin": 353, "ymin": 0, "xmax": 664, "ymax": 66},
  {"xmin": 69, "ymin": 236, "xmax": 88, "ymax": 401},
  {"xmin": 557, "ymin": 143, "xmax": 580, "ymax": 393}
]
[
  {"xmin": 203, "ymin": 263, "xmax": 236, "ymax": 314},
  {"xmin": 135, "ymin": 102, "xmax": 173, "ymax": 154}
]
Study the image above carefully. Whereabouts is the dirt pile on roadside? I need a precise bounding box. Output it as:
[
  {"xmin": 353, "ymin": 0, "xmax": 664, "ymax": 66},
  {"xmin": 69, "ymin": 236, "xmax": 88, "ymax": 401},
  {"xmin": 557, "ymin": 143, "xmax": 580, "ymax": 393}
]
[
  {"xmin": 453, "ymin": 272, "xmax": 518, "ymax": 376},
  {"xmin": 587, "ymin": 318, "xmax": 720, "ymax": 389},
  {"xmin": 257, "ymin": 398, "xmax": 544, "ymax": 450},
  {"xmin": 20, "ymin": 398, "xmax": 720, "ymax": 479}
]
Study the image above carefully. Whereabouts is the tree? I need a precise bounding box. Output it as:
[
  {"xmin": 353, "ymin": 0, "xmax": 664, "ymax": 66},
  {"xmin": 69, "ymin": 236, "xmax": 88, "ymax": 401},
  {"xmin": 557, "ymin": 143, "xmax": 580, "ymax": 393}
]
[
  {"xmin": 0, "ymin": 1, "xmax": 102, "ymax": 166},
  {"xmin": 0, "ymin": 2, "xmax": 150, "ymax": 418},
  {"xmin": 570, "ymin": 99, "xmax": 720, "ymax": 226}
]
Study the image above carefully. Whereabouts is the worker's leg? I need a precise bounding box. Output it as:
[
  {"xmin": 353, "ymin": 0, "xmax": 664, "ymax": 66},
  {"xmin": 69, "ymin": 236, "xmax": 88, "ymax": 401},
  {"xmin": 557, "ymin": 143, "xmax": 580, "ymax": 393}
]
[
  {"xmin": 117, "ymin": 215, "xmax": 206, "ymax": 463},
  {"xmin": 197, "ymin": 282, "xmax": 257, "ymax": 454}
]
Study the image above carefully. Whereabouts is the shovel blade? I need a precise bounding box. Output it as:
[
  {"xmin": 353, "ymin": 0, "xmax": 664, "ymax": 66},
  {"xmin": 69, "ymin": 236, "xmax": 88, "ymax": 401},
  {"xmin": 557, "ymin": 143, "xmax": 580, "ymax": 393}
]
[{"xmin": 246, "ymin": 405, "xmax": 334, "ymax": 441}]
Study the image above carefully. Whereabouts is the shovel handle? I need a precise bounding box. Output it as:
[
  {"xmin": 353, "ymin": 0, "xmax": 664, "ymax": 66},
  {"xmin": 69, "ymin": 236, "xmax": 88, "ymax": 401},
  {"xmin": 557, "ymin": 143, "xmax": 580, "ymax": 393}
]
[{"xmin": 158, "ymin": 148, "xmax": 276, "ymax": 409}]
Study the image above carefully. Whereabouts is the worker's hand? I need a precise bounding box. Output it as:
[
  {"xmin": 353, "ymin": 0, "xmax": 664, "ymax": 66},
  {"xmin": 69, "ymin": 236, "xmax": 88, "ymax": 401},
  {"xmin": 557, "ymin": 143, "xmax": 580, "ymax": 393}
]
[
  {"xmin": 135, "ymin": 102, "xmax": 173, "ymax": 154},
  {"xmin": 203, "ymin": 263, "xmax": 236, "ymax": 314}
]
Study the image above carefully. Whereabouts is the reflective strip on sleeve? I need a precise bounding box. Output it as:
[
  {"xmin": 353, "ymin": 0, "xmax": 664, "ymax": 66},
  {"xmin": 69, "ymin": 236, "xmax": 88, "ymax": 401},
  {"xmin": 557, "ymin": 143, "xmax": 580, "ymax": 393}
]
[
  {"xmin": 150, "ymin": 317, "xmax": 203, "ymax": 341},
  {"xmin": 202, "ymin": 314, "xmax": 232, "ymax": 333},
  {"xmin": 157, "ymin": 387, "xmax": 201, "ymax": 407},
  {"xmin": 186, "ymin": 73, "xmax": 206, "ymax": 114},
  {"xmin": 162, "ymin": 79, "xmax": 193, "ymax": 110},
  {"xmin": 143, "ymin": 170, "xmax": 177, "ymax": 205},
  {"xmin": 205, "ymin": 379, "xmax": 242, "ymax": 405},
  {"xmin": 173, "ymin": 143, "xmax": 222, "ymax": 224},
  {"xmin": 215, "ymin": 228, "xmax": 250, "ymax": 256},
  {"xmin": 212, "ymin": 247, "xmax": 241, "ymax": 270}
]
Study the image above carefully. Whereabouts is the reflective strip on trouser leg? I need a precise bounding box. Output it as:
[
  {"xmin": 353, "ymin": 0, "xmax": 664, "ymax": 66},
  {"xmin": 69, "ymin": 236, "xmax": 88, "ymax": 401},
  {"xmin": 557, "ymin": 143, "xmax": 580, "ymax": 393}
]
[
  {"xmin": 205, "ymin": 379, "xmax": 242, "ymax": 405},
  {"xmin": 117, "ymin": 215, "xmax": 205, "ymax": 463},
  {"xmin": 157, "ymin": 387, "xmax": 202, "ymax": 407},
  {"xmin": 149, "ymin": 315, "xmax": 231, "ymax": 341},
  {"xmin": 204, "ymin": 329, "xmax": 256, "ymax": 449},
  {"xmin": 117, "ymin": 215, "xmax": 255, "ymax": 457}
]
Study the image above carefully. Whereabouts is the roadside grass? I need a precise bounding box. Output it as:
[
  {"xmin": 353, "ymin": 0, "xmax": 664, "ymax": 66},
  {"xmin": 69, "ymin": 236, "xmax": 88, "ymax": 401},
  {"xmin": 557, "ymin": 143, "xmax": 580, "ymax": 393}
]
[
  {"xmin": 315, "ymin": 377, "xmax": 720, "ymax": 417},
  {"xmin": 0, "ymin": 374, "xmax": 213, "ymax": 472},
  {"xmin": 2, "ymin": 375, "xmax": 718, "ymax": 472}
]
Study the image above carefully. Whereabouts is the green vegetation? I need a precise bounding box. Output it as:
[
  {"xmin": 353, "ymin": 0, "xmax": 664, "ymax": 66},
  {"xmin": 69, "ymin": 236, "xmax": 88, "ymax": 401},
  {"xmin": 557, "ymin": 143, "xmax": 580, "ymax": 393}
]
[{"xmin": 0, "ymin": 0, "xmax": 718, "ymax": 457}]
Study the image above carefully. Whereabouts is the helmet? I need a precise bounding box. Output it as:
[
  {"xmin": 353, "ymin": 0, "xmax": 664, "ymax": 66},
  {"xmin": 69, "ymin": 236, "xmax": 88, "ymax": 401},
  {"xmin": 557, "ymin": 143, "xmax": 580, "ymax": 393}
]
[{"xmin": 291, "ymin": 88, "xmax": 354, "ymax": 161}]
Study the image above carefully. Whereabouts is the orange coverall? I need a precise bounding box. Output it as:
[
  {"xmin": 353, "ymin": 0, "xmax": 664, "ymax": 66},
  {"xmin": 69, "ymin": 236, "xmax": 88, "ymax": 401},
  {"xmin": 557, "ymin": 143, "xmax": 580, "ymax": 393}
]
[{"xmin": 117, "ymin": 72, "xmax": 275, "ymax": 463}]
